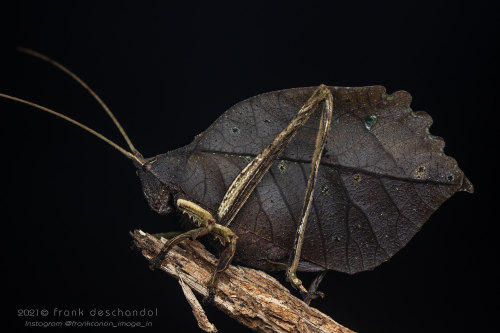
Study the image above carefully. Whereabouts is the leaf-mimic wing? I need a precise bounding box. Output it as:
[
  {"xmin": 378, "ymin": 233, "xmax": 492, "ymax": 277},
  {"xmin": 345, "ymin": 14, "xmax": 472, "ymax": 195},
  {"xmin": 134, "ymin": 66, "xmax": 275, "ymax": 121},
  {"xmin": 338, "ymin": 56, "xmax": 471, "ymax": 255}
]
[{"xmin": 151, "ymin": 86, "xmax": 472, "ymax": 273}]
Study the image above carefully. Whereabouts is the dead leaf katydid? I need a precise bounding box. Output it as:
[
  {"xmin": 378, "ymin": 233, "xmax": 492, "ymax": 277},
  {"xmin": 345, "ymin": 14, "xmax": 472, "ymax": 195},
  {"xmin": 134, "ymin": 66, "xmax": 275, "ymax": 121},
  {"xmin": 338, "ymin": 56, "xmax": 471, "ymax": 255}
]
[{"xmin": 0, "ymin": 48, "xmax": 473, "ymax": 304}]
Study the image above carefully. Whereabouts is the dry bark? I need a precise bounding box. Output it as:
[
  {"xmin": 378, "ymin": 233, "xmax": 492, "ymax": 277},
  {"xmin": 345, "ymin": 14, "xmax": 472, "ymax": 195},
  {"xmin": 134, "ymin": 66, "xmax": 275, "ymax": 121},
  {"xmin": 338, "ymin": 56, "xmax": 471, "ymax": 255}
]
[{"xmin": 131, "ymin": 230, "xmax": 354, "ymax": 333}]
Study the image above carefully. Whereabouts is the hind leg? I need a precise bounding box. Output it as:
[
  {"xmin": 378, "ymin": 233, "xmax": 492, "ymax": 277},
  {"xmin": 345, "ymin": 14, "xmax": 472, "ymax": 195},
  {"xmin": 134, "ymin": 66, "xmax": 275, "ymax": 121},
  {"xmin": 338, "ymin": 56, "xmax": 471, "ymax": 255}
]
[{"xmin": 217, "ymin": 85, "xmax": 333, "ymax": 300}]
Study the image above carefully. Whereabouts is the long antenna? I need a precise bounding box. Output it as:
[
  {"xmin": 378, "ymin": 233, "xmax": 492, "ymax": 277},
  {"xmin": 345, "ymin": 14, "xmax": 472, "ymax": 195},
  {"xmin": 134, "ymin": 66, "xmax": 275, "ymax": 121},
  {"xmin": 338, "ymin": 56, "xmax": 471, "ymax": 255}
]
[
  {"xmin": 17, "ymin": 47, "xmax": 138, "ymax": 154},
  {"xmin": 0, "ymin": 93, "xmax": 145, "ymax": 166}
]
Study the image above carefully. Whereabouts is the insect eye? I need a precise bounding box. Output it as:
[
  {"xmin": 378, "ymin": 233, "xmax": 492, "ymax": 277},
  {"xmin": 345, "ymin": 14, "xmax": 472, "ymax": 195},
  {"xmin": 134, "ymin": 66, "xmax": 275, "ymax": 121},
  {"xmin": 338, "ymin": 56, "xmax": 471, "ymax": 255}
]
[
  {"xmin": 159, "ymin": 205, "xmax": 173, "ymax": 215},
  {"xmin": 143, "ymin": 163, "xmax": 152, "ymax": 172}
]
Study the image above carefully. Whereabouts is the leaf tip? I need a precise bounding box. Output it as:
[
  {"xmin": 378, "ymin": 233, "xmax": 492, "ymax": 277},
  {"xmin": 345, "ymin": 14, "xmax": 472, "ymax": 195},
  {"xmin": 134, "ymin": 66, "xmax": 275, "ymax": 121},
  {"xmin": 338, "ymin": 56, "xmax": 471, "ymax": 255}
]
[{"xmin": 459, "ymin": 175, "xmax": 474, "ymax": 193}]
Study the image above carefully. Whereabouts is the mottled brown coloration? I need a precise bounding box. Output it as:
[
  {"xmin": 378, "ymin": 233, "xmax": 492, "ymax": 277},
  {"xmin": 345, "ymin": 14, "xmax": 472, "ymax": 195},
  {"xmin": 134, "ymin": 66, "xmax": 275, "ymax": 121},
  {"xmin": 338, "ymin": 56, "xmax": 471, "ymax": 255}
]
[
  {"xmin": 132, "ymin": 230, "xmax": 354, "ymax": 333},
  {"xmin": 2, "ymin": 48, "xmax": 473, "ymax": 331},
  {"xmin": 178, "ymin": 276, "xmax": 218, "ymax": 332},
  {"xmin": 138, "ymin": 86, "xmax": 472, "ymax": 274}
]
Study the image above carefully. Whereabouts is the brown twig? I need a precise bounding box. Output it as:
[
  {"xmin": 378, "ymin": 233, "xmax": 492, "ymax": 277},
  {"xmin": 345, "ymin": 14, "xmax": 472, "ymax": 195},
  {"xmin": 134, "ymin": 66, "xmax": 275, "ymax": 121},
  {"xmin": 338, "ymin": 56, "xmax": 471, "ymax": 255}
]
[
  {"xmin": 131, "ymin": 229, "xmax": 355, "ymax": 333},
  {"xmin": 178, "ymin": 274, "xmax": 218, "ymax": 332}
]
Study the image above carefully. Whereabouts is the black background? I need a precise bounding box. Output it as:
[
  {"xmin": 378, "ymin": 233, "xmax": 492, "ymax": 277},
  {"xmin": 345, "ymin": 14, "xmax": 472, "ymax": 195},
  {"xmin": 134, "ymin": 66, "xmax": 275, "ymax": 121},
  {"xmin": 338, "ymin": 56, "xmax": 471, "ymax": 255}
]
[{"xmin": 1, "ymin": 1, "xmax": 497, "ymax": 332}]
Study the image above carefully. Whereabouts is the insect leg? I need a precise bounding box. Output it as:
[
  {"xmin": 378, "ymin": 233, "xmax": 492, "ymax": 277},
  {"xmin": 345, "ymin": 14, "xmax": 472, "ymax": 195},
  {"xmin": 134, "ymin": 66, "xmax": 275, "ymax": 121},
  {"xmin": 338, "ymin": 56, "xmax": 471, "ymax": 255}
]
[
  {"xmin": 149, "ymin": 198, "xmax": 238, "ymax": 300},
  {"xmin": 149, "ymin": 227, "xmax": 211, "ymax": 270},
  {"xmin": 286, "ymin": 90, "xmax": 332, "ymax": 300},
  {"xmin": 303, "ymin": 270, "xmax": 327, "ymax": 305},
  {"xmin": 217, "ymin": 85, "xmax": 333, "ymax": 227},
  {"xmin": 152, "ymin": 231, "xmax": 183, "ymax": 240},
  {"xmin": 150, "ymin": 198, "xmax": 216, "ymax": 269},
  {"xmin": 217, "ymin": 84, "xmax": 333, "ymax": 300},
  {"xmin": 205, "ymin": 224, "xmax": 238, "ymax": 301}
]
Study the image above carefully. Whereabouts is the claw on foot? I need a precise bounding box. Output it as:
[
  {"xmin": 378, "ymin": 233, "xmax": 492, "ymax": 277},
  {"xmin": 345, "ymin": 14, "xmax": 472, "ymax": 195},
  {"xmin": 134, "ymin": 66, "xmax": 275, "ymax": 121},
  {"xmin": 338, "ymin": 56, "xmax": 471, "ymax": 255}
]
[
  {"xmin": 287, "ymin": 270, "xmax": 326, "ymax": 305},
  {"xmin": 302, "ymin": 290, "xmax": 325, "ymax": 305}
]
